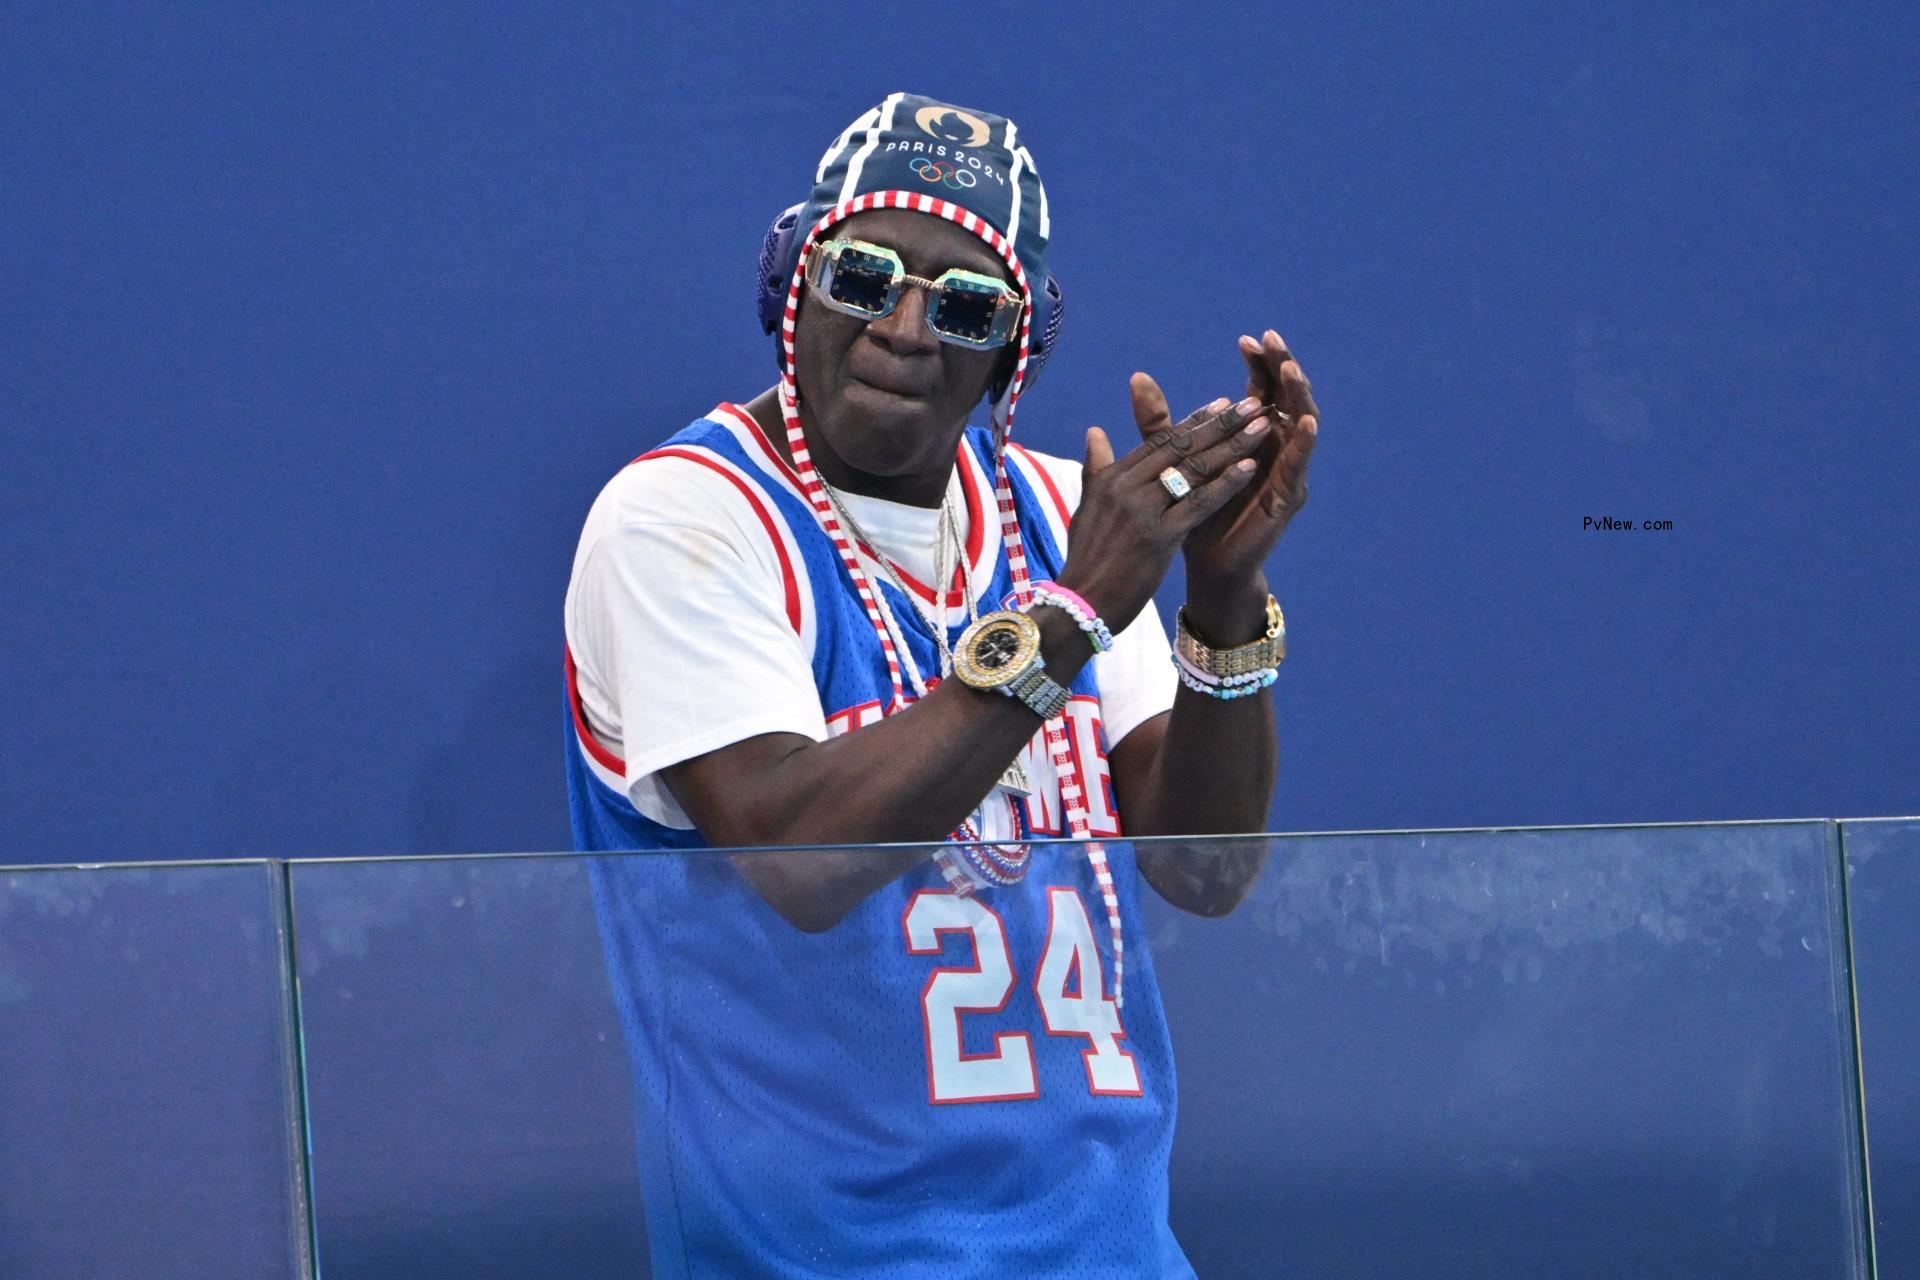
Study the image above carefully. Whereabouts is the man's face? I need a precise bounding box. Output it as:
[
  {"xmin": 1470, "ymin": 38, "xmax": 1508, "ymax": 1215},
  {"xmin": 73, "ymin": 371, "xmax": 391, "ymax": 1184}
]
[{"xmin": 791, "ymin": 208, "xmax": 1018, "ymax": 490}]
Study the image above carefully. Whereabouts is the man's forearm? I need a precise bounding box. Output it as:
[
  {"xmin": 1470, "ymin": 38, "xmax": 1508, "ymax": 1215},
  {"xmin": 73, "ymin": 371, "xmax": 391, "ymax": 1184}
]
[
  {"xmin": 731, "ymin": 607, "xmax": 1091, "ymax": 843},
  {"xmin": 1129, "ymin": 684, "xmax": 1276, "ymax": 917},
  {"xmin": 1132, "ymin": 684, "xmax": 1277, "ymax": 835},
  {"xmin": 1126, "ymin": 573, "xmax": 1278, "ymax": 914},
  {"xmin": 711, "ymin": 685, "xmax": 1048, "ymax": 931}
]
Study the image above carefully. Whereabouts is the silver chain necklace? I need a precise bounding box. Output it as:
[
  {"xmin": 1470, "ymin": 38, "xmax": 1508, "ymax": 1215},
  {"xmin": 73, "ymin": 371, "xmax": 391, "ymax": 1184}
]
[
  {"xmin": 821, "ymin": 480, "xmax": 977, "ymax": 685},
  {"xmin": 822, "ymin": 477, "xmax": 1027, "ymax": 799}
]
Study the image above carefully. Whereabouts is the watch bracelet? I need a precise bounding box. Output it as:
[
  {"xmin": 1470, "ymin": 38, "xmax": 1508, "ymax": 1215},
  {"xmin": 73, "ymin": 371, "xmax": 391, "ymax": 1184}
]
[
  {"xmin": 1175, "ymin": 596, "xmax": 1286, "ymax": 679},
  {"xmin": 1001, "ymin": 665, "xmax": 1071, "ymax": 720}
]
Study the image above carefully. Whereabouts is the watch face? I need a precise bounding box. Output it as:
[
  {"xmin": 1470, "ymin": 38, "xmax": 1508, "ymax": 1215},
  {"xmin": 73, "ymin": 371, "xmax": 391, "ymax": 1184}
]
[{"xmin": 975, "ymin": 625, "xmax": 1021, "ymax": 670}]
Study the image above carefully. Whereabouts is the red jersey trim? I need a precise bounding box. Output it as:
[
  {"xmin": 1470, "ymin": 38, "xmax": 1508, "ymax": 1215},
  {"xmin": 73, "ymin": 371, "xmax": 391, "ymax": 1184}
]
[
  {"xmin": 720, "ymin": 403, "xmax": 995, "ymax": 613},
  {"xmin": 1009, "ymin": 442, "xmax": 1074, "ymax": 531},
  {"xmin": 710, "ymin": 400, "xmax": 988, "ymax": 609},
  {"xmin": 565, "ymin": 644, "xmax": 627, "ymax": 775},
  {"xmin": 634, "ymin": 445, "xmax": 805, "ymax": 635},
  {"xmin": 713, "ymin": 401, "xmax": 803, "ymax": 491}
]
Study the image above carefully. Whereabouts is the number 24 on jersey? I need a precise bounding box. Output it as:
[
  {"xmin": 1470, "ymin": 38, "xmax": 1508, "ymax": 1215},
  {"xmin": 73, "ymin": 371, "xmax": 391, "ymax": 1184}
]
[{"xmin": 904, "ymin": 887, "xmax": 1142, "ymax": 1105}]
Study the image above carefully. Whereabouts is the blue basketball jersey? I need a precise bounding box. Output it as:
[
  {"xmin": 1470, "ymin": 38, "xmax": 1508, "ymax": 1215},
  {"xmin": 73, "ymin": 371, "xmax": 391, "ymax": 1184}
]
[{"xmin": 565, "ymin": 409, "xmax": 1193, "ymax": 1278}]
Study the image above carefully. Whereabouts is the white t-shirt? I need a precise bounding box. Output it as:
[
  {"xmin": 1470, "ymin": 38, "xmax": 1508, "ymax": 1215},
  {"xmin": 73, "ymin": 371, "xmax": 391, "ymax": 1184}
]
[{"xmin": 564, "ymin": 405, "xmax": 1177, "ymax": 836}]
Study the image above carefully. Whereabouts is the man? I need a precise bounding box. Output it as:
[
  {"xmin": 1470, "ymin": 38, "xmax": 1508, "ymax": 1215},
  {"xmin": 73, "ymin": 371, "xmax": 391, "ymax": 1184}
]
[{"xmin": 565, "ymin": 92, "xmax": 1317, "ymax": 1277}]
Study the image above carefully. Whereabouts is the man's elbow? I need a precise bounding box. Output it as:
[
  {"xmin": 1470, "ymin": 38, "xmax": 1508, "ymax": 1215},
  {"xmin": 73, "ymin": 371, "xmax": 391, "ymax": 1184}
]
[
  {"xmin": 1181, "ymin": 882, "xmax": 1255, "ymax": 918},
  {"xmin": 727, "ymin": 850, "xmax": 852, "ymax": 934}
]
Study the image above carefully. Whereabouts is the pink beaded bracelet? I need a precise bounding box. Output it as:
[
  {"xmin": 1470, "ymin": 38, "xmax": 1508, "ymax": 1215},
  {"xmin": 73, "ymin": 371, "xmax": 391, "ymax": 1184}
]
[{"xmin": 1028, "ymin": 581, "xmax": 1115, "ymax": 653}]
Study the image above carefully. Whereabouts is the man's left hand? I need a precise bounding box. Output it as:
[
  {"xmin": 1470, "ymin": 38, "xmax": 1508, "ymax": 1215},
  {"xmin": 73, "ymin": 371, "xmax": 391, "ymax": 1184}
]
[{"xmin": 1181, "ymin": 329, "xmax": 1319, "ymax": 594}]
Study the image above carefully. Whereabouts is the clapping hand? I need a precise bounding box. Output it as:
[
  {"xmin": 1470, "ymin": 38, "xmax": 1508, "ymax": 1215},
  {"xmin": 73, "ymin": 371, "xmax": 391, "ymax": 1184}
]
[
  {"xmin": 1166, "ymin": 330, "xmax": 1318, "ymax": 593},
  {"xmin": 1059, "ymin": 387, "xmax": 1274, "ymax": 635}
]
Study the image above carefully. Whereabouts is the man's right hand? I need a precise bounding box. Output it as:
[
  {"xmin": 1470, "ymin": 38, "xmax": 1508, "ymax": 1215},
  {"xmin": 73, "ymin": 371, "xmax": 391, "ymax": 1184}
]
[{"xmin": 1055, "ymin": 379, "xmax": 1274, "ymax": 633}]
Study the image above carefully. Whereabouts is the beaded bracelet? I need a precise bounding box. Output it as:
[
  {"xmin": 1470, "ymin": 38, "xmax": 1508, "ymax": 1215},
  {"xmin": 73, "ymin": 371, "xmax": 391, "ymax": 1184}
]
[
  {"xmin": 1171, "ymin": 649, "xmax": 1279, "ymax": 699},
  {"xmin": 1028, "ymin": 582, "xmax": 1114, "ymax": 654},
  {"xmin": 1173, "ymin": 646, "xmax": 1273, "ymax": 687}
]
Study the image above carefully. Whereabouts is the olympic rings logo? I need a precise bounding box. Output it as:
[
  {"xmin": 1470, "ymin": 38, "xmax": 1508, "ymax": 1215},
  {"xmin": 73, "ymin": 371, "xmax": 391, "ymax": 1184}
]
[{"xmin": 910, "ymin": 157, "xmax": 978, "ymax": 190}]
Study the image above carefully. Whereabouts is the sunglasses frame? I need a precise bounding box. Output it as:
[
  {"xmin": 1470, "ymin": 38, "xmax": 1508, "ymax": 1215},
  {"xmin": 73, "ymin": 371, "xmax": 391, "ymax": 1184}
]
[{"xmin": 804, "ymin": 237, "xmax": 1026, "ymax": 350}]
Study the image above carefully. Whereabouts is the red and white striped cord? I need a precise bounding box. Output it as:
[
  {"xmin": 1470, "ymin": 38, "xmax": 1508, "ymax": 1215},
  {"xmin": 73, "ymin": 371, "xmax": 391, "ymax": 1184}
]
[
  {"xmin": 777, "ymin": 189, "xmax": 1126, "ymax": 1006},
  {"xmin": 990, "ymin": 447, "xmax": 1125, "ymax": 1008}
]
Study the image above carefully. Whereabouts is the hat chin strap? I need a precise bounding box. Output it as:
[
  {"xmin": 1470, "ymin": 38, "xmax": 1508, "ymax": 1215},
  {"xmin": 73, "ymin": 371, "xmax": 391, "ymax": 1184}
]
[{"xmin": 988, "ymin": 374, "xmax": 1016, "ymax": 444}]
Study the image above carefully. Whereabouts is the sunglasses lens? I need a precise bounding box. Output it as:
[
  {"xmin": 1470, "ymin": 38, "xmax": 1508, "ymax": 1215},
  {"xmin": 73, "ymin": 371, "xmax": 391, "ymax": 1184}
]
[
  {"xmin": 930, "ymin": 278, "xmax": 1001, "ymax": 344},
  {"xmin": 827, "ymin": 247, "xmax": 897, "ymax": 315}
]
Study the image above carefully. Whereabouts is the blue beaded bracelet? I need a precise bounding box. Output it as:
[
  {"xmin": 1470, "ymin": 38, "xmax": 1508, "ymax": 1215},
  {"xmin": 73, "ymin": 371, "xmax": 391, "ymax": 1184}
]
[{"xmin": 1171, "ymin": 651, "xmax": 1278, "ymax": 699}]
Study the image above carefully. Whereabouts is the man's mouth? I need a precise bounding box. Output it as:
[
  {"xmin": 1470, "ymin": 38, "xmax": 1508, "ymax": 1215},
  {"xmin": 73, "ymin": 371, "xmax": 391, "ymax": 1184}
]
[{"xmin": 849, "ymin": 370, "xmax": 932, "ymax": 399}]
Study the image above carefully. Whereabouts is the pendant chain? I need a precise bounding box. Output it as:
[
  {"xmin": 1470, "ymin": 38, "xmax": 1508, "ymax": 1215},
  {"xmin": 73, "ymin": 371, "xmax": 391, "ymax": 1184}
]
[{"xmin": 821, "ymin": 479, "xmax": 977, "ymax": 684}]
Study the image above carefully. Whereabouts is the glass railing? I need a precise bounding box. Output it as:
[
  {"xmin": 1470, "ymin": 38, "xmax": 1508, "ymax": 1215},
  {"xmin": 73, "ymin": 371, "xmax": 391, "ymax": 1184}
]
[
  {"xmin": 3, "ymin": 822, "xmax": 1901, "ymax": 1278},
  {"xmin": 288, "ymin": 853, "xmax": 647, "ymax": 1278},
  {"xmin": 0, "ymin": 860, "xmax": 311, "ymax": 1279},
  {"xmin": 1843, "ymin": 817, "xmax": 1920, "ymax": 1271}
]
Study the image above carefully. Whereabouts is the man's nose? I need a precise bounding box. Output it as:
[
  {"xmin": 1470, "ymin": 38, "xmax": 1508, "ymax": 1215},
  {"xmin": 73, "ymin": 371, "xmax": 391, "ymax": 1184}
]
[{"xmin": 866, "ymin": 283, "xmax": 939, "ymax": 354}]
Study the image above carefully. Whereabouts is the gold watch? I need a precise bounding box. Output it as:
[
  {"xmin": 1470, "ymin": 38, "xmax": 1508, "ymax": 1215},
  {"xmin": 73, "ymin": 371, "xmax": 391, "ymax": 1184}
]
[
  {"xmin": 1175, "ymin": 595, "xmax": 1286, "ymax": 679},
  {"xmin": 953, "ymin": 610, "xmax": 1071, "ymax": 720}
]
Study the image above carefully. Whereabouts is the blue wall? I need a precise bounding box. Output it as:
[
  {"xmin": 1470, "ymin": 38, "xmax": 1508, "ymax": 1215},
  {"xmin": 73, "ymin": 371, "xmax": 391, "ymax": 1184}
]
[{"xmin": 3, "ymin": 2, "xmax": 1915, "ymax": 861}]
